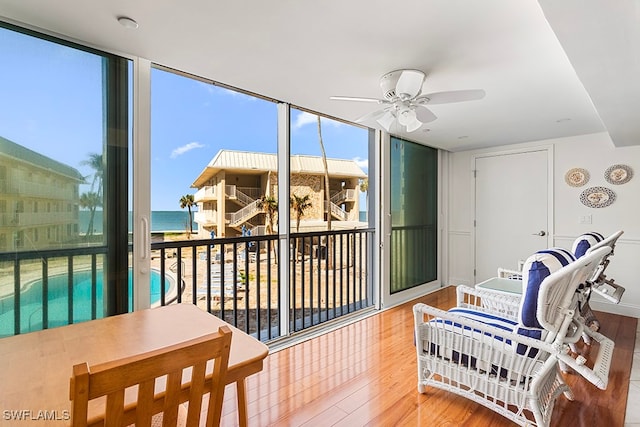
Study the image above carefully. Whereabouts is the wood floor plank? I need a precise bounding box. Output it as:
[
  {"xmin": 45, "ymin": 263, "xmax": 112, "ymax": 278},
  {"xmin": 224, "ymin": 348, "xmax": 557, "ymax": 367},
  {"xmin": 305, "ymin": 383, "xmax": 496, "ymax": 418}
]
[{"xmin": 218, "ymin": 286, "xmax": 636, "ymax": 426}]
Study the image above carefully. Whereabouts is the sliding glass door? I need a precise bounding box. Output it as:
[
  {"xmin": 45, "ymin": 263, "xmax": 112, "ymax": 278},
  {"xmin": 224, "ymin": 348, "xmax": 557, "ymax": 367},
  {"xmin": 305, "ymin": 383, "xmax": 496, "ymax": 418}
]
[{"xmin": 0, "ymin": 23, "xmax": 131, "ymax": 336}]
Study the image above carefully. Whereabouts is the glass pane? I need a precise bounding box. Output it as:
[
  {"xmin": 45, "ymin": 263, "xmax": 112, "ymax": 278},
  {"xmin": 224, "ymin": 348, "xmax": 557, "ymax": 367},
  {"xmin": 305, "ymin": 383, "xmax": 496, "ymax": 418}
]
[
  {"xmin": 289, "ymin": 109, "xmax": 371, "ymax": 331},
  {"xmin": 150, "ymin": 67, "xmax": 280, "ymax": 338},
  {"xmin": 390, "ymin": 136, "xmax": 438, "ymax": 293},
  {"xmin": 0, "ymin": 24, "xmax": 131, "ymax": 336}
]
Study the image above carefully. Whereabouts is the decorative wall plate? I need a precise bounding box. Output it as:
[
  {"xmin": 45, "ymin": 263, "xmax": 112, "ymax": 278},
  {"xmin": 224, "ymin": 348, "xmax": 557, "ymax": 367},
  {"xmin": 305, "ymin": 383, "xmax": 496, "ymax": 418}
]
[
  {"xmin": 604, "ymin": 164, "xmax": 633, "ymax": 185},
  {"xmin": 565, "ymin": 167, "xmax": 590, "ymax": 187},
  {"xmin": 580, "ymin": 186, "xmax": 616, "ymax": 208}
]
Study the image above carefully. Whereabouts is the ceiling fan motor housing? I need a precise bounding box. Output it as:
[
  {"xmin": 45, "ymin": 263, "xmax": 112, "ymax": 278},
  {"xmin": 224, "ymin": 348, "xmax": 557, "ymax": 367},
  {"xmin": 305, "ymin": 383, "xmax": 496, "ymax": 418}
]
[{"xmin": 379, "ymin": 69, "xmax": 425, "ymax": 101}]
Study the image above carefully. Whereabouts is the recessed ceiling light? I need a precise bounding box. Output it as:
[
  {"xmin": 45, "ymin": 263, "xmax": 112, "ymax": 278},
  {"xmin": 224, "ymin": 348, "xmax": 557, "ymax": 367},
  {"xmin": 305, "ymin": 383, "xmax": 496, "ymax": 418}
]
[{"xmin": 117, "ymin": 16, "xmax": 139, "ymax": 29}]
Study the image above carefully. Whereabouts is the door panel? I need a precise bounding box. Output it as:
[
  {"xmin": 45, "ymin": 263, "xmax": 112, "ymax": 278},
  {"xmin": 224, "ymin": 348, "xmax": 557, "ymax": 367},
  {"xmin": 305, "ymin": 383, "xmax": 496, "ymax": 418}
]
[{"xmin": 474, "ymin": 150, "xmax": 548, "ymax": 282}]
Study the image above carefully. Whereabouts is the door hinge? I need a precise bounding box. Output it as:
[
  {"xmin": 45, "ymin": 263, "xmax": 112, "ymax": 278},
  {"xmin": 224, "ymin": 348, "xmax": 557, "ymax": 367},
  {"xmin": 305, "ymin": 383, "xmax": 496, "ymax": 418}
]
[
  {"xmin": 473, "ymin": 170, "xmax": 477, "ymax": 178},
  {"xmin": 473, "ymin": 219, "xmax": 476, "ymax": 227}
]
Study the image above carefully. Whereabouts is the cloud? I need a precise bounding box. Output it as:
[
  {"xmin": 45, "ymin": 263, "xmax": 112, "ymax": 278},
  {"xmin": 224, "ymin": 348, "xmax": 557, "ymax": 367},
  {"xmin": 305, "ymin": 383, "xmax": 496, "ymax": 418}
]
[
  {"xmin": 352, "ymin": 156, "xmax": 368, "ymax": 170},
  {"xmin": 293, "ymin": 112, "xmax": 344, "ymax": 130},
  {"xmin": 198, "ymin": 81, "xmax": 256, "ymax": 101},
  {"xmin": 293, "ymin": 112, "xmax": 317, "ymax": 129},
  {"xmin": 170, "ymin": 142, "xmax": 205, "ymax": 158}
]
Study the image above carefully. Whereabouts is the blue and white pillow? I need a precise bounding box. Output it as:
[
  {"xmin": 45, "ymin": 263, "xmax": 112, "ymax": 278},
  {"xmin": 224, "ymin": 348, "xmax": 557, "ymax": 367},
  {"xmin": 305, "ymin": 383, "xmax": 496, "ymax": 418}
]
[
  {"xmin": 517, "ymin": 248, "xmax": 576, "ymax": 342},
  {"xmin": 572, "ymin": 232, "xmax": 604, "ymax": 258}
]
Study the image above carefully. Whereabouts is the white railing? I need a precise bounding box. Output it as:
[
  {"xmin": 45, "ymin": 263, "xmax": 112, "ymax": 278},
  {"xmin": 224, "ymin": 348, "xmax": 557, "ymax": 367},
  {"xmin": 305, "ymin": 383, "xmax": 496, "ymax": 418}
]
[
  {"xmin": 238, "ymin": 187, "xmax": 261, "ymax": 200},
  {"xmin": 225, "ymin": 185, "xmax": 236, "ymax": 199},
  {"xmin": 251, "ymin": 225, "xmax": 267, "ymax": 236},
  {"xmin": 194, "ymin": 186, "xmax": 216, "ymax": 202},
  {"xmin": 324, "ymin": 201, "xmax": 348, "ymax": 221},
  {"xmin": 234, "ymin": 187, "xmax": 258, "ymax": 207},
  {"xmin": 194, "ymin": 211, "xmax": 216, "ymax": 225},
  {"xmin": 330, "ymin": 189, "xmax": 357, "ymax": 203},
  {"xmin": 15, "ymin": 212, "xmax": 75, "ymax": 226},
  {"xmin": 226, "ymin": 200, "xmax": 261, "ymax": 225}
]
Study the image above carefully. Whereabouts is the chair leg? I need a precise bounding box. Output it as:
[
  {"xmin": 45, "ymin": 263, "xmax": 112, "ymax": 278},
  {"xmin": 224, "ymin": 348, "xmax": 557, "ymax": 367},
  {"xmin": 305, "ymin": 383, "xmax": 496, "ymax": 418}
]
[{"xmin": 236, "ymin": 379, "xmax": 248, "ymax": 427}]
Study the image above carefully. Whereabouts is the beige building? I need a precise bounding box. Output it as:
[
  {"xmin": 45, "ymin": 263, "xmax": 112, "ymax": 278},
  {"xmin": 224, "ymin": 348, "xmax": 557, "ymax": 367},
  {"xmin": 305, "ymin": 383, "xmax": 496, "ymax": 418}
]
[
  {"xmin": 0, "ymin": 136, "xmax": 84, "ymax": 252},
  {"xmin": 191, "ymin": 150, "xmax": 367, "ymax": 238}
]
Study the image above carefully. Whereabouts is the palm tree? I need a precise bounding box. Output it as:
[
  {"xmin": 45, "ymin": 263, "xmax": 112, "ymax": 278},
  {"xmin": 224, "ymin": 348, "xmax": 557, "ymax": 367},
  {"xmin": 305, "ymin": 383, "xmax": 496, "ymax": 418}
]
[
  {"xmin": 179, "ymin": 194, "xmax": 195, "ymax": 236},
  {"xmin": 80, "ymin": 153, "xmax": 103, "ymax": 237},
  {"xmin": 316, "ymin": 116, "xmax": 332, "ymax": 232},
  {"xmin": 257, "ymin": 195, "xmax": 278, "ymax": 234},
  {"xmin": 257, "ymin": 195, "xmax": 279, "ymax": 263},
  {"xmin": 290, "ymin": 194, "xmax": 312, "ymax": 233},
  {"xmin": 317, "ymin": 115, "xmax": 334, "ymax": 268},
  {"xmin": 79, "ymin": 192, "xmax": 101, "ymax": 236}
]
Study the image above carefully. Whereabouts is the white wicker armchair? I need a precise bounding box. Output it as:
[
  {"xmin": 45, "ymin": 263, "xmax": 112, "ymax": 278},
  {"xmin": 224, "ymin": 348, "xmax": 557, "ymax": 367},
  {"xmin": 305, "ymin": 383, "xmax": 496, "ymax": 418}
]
[{"xmin": 414, "ymin": 246, "xmax": 612, "ymax": 427}]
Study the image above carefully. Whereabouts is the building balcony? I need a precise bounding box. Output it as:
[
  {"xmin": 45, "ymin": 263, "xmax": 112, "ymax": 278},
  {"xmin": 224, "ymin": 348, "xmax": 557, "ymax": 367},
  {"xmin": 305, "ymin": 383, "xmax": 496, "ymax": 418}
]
[
  {"xmin": 194, "ymin": 186, "xmax": 217, "ymax": 202},
  {"xmin": 0, "ymin": 211, "xmax": 75, "ymax": 227},
  {"xmin": 194, "ymin": 211, "xmax": 217, "ymax": 226}
]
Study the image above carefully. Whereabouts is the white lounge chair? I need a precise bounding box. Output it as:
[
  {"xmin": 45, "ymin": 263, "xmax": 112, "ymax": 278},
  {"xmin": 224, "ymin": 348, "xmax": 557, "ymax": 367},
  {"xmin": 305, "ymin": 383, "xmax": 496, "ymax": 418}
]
[{"xmin": 414, "ymin": 246, "xmax": 612, "ymax": 427}]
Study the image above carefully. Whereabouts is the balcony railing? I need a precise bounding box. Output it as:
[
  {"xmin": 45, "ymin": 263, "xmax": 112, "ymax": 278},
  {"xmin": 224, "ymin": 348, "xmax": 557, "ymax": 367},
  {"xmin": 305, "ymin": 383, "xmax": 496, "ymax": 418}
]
[
  {"xmin": 330, "ymin": 189, "xmax": 357, "ymax": 204},
  {"xmin": 0, "ymin": 228, "xmax": 374, "ymax": 343},
  {"xmin": 324, "ymin": 201, "xmax": 348, "ymax": 221},
  {"xmin": 1, "ymin": 211, "xmax": 76, "ymax": 227},
  {"xmin": 194, "ymin": 185, "xmax": 216, "ymax": 202},
  {"xmin": 0, "ymin": 180, "xmax": 76, "ymax": 200},
  {"xmin": 193, "ymin": 211, "xmax": 216, "ymax": 225},
  {"xmin": 226, "ymin": 200, "xmax": 261, "ymax": 226}
]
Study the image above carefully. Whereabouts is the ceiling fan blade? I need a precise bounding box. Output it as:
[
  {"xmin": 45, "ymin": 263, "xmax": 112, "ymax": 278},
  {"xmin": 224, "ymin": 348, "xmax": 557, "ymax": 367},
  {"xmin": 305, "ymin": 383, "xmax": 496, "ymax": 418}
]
[
  {"xmin": 395, "ymin": 70, "xmax": 425, "ymax": 99},
  {"xmin": 405, "ymin": 118, "xmax": 423, "ymax": 132},
  {"xmin": 376, "ymin": 111, "xmax": 396, "ymax": 132},
  {"xmin": 330, "ymin": 96, "xmax": 385, "ymax": 104},
  {"xmin": 355, "ymin": 108, "xmax": 388, "ymax": 123},
  {"xmin": 414, "ymin": 105, "xmax": 437, "ymax": 123},
  {"xmin": 417, "ymin": 89, "xmax": 486, "ymax": 105}
]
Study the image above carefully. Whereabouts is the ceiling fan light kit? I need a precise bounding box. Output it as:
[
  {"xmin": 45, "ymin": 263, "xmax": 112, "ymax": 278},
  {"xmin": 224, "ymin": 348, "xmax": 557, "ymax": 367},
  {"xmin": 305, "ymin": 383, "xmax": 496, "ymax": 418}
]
[{"xmin": 331, "ymin": 69, "xmax": 485, "ymax": 133}]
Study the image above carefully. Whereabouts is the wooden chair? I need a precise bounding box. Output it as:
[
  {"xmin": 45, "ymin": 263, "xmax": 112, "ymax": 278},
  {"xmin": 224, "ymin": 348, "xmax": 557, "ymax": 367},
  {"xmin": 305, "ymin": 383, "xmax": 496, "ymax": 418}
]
[{"xmin": 70, "ymin": 326, "xmax": 232, "ymax": 427}]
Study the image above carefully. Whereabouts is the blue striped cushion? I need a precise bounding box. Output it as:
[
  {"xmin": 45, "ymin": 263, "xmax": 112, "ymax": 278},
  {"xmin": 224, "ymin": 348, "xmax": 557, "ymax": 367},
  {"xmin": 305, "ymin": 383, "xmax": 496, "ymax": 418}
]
[
  {"xmin": 519, "ymin": 248, "xmax": 575, "ymax": 330},
  {"xmin": 572, "ymin": 232, "xmax": 604, "ymax": 258},
  {"xmin": 447, "ymin": 308, "xmax": 517, "ymax": 334}
]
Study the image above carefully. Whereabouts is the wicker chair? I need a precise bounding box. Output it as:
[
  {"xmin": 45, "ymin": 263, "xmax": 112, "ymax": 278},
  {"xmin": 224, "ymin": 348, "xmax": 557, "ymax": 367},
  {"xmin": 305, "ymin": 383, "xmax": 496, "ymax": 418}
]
[
  {"xmin": 414, "ymin": 246, "xmax": 611, "ymax": 427},
  {"xmin": 572, "ymin": 231, "xmax": 625, "ymax": 326}
]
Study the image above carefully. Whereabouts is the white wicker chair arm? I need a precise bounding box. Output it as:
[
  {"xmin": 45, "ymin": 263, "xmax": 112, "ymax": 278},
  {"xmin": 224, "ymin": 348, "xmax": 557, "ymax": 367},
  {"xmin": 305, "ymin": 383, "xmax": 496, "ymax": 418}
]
[
  {"xmin": 414, "ymin": 303, "xmax": 557, "ymax": 356},
  {"xmin": 455, "ymin": 285, "xmax": 521, "ymax": 321}
]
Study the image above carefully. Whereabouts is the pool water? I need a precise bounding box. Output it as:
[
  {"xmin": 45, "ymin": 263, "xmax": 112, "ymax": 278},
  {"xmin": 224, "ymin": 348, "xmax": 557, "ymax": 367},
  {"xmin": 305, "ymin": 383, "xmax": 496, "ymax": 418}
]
[{"xmin": 0, "ymin": 269, "xmax": 174, "ymax": 337}]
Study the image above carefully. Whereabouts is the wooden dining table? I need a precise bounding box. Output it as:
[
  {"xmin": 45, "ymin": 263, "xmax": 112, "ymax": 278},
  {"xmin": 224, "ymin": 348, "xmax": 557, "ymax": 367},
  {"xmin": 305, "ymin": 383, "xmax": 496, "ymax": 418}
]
[{"xmin": 0, "ymin": 303, "xmax": 269, "ymax": 426}]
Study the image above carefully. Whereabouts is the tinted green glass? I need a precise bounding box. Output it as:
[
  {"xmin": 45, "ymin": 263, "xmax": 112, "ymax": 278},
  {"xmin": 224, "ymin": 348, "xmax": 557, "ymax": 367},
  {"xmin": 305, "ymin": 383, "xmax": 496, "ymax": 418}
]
[{"xmin": 390, "ymin": 137, "xmax": 438, "ymax": 293}]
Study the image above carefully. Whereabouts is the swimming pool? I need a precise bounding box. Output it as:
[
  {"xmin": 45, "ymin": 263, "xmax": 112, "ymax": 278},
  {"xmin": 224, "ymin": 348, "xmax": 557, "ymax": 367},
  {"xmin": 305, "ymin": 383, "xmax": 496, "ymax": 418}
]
[{"xmin": 0, "ymin": 269, "xmax": 176, "ymax": 337}]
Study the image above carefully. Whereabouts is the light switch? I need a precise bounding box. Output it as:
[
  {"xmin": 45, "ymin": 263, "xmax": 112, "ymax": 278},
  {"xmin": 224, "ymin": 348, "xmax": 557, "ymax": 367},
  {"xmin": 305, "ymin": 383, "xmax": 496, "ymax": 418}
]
[{"xmin": 579, "ymin": 215, "xmax": 592, "ymax": 224}]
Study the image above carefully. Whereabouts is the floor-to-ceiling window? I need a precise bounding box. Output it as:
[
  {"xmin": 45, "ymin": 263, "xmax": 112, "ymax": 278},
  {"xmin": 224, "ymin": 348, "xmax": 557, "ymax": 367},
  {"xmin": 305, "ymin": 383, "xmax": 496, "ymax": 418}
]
[
  {"xmin": 289, "ymin": 108, "xmax": 374, "ymax": 331},
  {"xmin": 0, "ymin": 23, "xmax": 131, "ymax": 336},
  {"xmin": 390, "ymin": 136, "xmax": 438, "ymax": 293},
  {"xmin": 150, "ymin": 67, "xmax": 281, "ymax": 338}
]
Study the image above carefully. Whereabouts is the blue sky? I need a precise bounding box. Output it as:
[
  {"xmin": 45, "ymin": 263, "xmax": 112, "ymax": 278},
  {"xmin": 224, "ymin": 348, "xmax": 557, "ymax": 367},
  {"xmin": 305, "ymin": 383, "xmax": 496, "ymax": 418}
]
[{"xmin": 0, "ymin": 26, "xmax": 369, "ymax": 211}]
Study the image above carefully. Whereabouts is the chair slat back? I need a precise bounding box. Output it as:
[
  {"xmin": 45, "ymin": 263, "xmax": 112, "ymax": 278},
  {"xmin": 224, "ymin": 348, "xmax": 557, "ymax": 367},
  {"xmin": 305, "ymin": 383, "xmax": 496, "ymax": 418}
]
[{"xmin": 70, "ymin": 325, "xmax": 232, "ymax": 427}]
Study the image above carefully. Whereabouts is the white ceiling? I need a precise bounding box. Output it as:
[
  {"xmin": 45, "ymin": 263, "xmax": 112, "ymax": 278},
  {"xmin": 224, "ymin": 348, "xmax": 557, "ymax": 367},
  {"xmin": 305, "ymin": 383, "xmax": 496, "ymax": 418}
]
[{"xmin": 0, "ymin": 0, "xmax": 637, "ymax": 152}]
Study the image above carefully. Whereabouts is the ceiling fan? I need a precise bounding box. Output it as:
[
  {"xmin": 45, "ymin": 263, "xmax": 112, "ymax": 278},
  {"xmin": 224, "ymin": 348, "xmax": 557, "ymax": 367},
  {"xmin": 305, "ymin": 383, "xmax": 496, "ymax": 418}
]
[{"xmin": 330, "ymin": 69, "xmax": 485, "ymax": 133}]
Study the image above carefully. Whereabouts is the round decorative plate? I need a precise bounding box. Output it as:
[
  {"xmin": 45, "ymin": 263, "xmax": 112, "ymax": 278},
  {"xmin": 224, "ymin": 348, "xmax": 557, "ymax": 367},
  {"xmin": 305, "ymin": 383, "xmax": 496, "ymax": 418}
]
[
  {"xmin": 580, "ymin": 186, "xmax": 616, "ymax": 208},
  {"xmin": 604, "ymin": 164, "xmax": 633, "ymax": 185},
  {"xmin": 565, "ymin": 167, "xmax": 590, "ymax": 187}
]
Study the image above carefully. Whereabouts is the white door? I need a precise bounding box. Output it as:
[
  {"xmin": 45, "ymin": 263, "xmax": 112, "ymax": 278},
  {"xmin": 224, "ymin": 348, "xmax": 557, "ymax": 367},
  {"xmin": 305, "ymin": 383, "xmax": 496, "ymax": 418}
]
[{"xmin": 474, "ymin": 150, "xmax": 549, "ymax": 282}]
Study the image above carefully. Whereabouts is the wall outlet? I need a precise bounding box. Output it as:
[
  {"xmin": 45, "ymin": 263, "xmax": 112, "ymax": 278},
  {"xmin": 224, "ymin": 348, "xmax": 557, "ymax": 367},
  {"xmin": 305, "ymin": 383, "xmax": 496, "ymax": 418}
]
[{"xmin": 579, "ymin": 215, "xmax": 592, "ymax": 224}]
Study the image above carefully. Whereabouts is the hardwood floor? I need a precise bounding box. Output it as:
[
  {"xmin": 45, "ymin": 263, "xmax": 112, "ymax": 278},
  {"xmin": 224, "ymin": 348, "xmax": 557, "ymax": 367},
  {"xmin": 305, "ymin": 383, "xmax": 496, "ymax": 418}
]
[{"xmin": 218, "ymin": 286, "xmax": 637, "ymax": 426}]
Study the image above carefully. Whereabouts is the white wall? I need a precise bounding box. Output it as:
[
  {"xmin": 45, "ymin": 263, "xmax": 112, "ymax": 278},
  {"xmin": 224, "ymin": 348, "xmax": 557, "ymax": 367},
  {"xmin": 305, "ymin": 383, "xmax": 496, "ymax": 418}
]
[{"xmin": 447, "ymin": 131, "xmax": 640, "ymax": 317}]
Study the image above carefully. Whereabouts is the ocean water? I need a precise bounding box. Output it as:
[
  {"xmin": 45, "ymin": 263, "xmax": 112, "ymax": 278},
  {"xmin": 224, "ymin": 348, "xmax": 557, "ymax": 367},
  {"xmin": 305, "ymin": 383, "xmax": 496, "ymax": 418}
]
[{"xmin": 78, "ymin": 211, "xmax": 198, "ymax": 233}]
